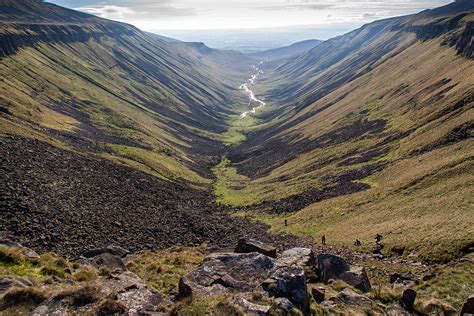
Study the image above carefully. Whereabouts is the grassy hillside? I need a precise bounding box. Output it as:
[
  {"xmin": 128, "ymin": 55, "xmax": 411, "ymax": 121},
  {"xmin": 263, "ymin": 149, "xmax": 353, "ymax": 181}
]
[{"xmin": 217, "ymin": 1, "xmax": 474, "ymax": 261}]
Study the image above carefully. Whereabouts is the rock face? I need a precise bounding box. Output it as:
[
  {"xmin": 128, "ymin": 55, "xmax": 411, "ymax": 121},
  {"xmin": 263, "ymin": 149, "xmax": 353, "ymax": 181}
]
[
  {"xmin": 235, "ymin": 238, "xmax": 278, "ymax": 258},
  {"xmin": 317, "ymin": 254, "xmax": 351, "ymax": 282},
  {"xmin": 461, "ymin": 295, "xmax": 474, "ymax": 315},
  {"xmin": 262, "ymin": 266, "xmax": 307, "ymax": 309},
  {"xmin": 339, "ymin": 267, "xmax": 371, "ymax": 292},
  {"xmin": 179, "ymin": 252, "xmax": 277, "ymax": 297},
  {"xmin": 316, "ymin": 254, "xmax": 371, "ymax": 292}
]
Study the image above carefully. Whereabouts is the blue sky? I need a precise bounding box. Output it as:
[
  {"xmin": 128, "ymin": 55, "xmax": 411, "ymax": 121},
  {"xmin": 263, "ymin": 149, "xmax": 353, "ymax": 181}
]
[{"xmin": 46, "ymin": 0, "xmax": 453, "ymax": 32}]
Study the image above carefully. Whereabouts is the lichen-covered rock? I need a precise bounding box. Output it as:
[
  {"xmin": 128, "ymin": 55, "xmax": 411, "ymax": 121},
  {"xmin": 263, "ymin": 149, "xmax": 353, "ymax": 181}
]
[
  {"xmin": 179, "ymin": 252, "xmax": 277, "ymax": 298},
  {"xmin": 317, "ymin": 254, "xmax": 350, "ymax": 282},
  {"xmin": 330, "ymin": 288, "xmax": 372, "ymax": 307},
  {"xmin": 89, "ymin": 253, "xmax": 127, "ymax": 272},
  {"xmin": 235, "ymin": 239, "xmax": 277, "ymax": 258},
  {"xmin": 339, "ymin": 266, "xmax": 371, "ymax": 292},
  {"xmin": 262, "ymin": 266, "xmax": 307, "ymax": 309},
  {"xmin": 278, "ymin": 247, "xmax": 316, "ymax": 268}
]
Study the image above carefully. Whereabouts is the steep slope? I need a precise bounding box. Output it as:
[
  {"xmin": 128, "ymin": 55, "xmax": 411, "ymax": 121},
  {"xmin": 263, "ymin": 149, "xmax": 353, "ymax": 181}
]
[
  {"xmin": 218, "ymin": 0, "xmax": 474, "ymax": 261},
  {"xmin": 0, "ymin": 0, "xmax": 279, "ymax": 255},
  {"xmin": 248, "ymin": 39, "xmax": 322, "ymax": 60}
]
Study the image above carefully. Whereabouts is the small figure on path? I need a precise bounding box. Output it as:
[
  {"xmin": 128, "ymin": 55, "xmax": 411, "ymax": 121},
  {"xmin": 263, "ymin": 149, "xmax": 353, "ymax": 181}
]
[
  {"xmin": 375, "ymin": 233, "xmax": 383, "ymax": 244},
  {"xmin": 322, "ymin": 235, "xmax": 326, "ymax": 246},
  {"xmin": 354, "ymin": 239, "xmax": 361, "ymax": 246},
  {"xmin": 284, "ymin": 219, "xmax": 288, "ymax": 227}
]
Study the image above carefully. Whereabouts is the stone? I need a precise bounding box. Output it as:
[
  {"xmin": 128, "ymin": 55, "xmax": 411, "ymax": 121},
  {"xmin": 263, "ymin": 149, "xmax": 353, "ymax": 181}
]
[
  {"xmin": 391, "ymin": 246, "xmax": 405, "ymax": 256},
  {"xmin": 229, "ymin": 297, "xmax": 271, "ymax": 315},
  {"xmin": 401, "ymin": 288, "xmax": 416, "ymax": 310},
  {"xmin": 278, "ymin": 247, "xmax": 316, "ymax": 268},
  {"xmin": 178, "ymin": 252, "xmax": 276, "ymax": 298},
  {"xmin": 118, "ymin": 288, "xmax": 166, "ymax": 316},
  {"xmin": 89, "ymin": 253, "xmax": 127, "ymax": 272},
  {"xmin": 389, "ymin": 272, "xmax": 401, "ymax": 284},
  {"xmin": 311, "ymin": 285, "xmax": 325, "ymax": 303},
  {"xmin": 0, "ymin": 277, "xmax": 33, "ymax": 293},
  {"xmin": 330, "ymin": 288, "xmax": 372, "ymax": 307},
  {"xmin": 273, "ymin": 297, "xmax": 293, "ymax": 310},
  {"xmin": 461, "ymin": 295, "xmax": 474, "ymax": 315},
  {"xmin": 385, "ymin": 304, "xmax": 410, "ymax": 316},
  {"xmin": 0, "ymin": 239, "xmax": 40, "ymax": 260},
  {"xmin": 262, "ymin": 266, "xmax": 307, "ymax": 309},
  {"xmin": 339, "ymin": 266, "xmax": 371, "ymax": 292},
  {"xmin": 317, "ymin": 254, "xmax": 350, "ymax": 282},
  {"xmin": 235, "ymin": 238, "xmax": 277, "ymax": 258},
  {"xmin": 82, "ymin": 245, "xmax": 130, "ymax": 258}
]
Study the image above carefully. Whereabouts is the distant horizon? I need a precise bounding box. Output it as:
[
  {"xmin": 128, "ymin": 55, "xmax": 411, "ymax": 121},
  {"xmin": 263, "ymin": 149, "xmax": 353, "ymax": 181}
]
[{"xmin": 46, "ymin": 0, "xmax": 454, "ymax": 37}]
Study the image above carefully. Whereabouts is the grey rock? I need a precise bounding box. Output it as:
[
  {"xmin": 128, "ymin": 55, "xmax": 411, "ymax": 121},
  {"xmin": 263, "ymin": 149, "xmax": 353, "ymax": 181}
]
[
  {"xmin": 385, "ymin": 304, "xmax": 410, "ymax": 316},
  {"xmin": 317, "ymin": 254, "xmax": 350, "ymax": 282},
  {"xmin": 461, "ymin": 295, "xmax": 474, "ymax": 315},
  {"xmin": 0, "ymin": 277, "xmax": 33, "ymax": 293},
  {"xmin": 82, "ymin": 245, "xmax": 130, "ymax": 258},
  {"xmin": 278, "ymin": 247, "xmax": 316, "ymax": 268},
  {"xmin": 339, "ymin": 266, "xmax": 371, "ymax": 292},
  {"xmin": 262, "ymin": 266, "xmax": 307, "ymax": 309},
  {"xmin": 330, "ymin": 288, "xmax": 372, "ymax": 307},
  {"xmin": 118, "ymin": 288, "xmax": 167, "ymax": 316},
  {"xmin": 179, "ymin": 252, "xmax": 276, "ymax": 298},
  {"xmin": 229, "ymin": 297, "xmax": 271, "ymax": 315},
  {"xmin": 235, "ymin": 238, "xmax": 277, "ymax": 258},
  {"xmin": 89, "ymin": 253, "xmax": 127, "ymax": 272},
  {"xmin": 273, "ymin": 297, "xmax": 293, "ymax": 310}
]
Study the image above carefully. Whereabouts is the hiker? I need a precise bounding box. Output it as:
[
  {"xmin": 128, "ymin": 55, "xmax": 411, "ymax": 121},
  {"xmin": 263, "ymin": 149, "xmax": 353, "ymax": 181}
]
[
  {"xmin": 375, "ymin": 233, "xmax": 383, "ymax": 243},
  {"xmin": 284, "ymin": 219, "xmax": 288, "ymax": 227},
  {"xmin": 322, "ymin": 235, "xmax": 326, "ymax": 246},
  {"xmin": 354, "ymin": 239, "xmax": 361, "ymax": 246}
]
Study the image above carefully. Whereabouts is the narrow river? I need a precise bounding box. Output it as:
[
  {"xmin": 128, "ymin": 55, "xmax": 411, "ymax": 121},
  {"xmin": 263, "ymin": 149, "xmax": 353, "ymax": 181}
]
[{"xmin": 240, "ymin": 62, "xmax": 266, "ymax": 118}]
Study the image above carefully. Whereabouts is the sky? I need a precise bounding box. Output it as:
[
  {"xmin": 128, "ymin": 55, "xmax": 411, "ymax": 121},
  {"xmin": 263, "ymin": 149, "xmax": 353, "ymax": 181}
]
[{"xmin": 46, "ymin": 0, "xmax": 453, "ymax": 34}]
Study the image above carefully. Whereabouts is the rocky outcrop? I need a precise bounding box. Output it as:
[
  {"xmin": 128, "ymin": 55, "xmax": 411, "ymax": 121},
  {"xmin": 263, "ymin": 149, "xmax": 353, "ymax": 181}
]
[
  {"xmin": 339, "ymin": 267, "xmax": 371, "ymax": 293},
  {"xmin": 262, "ymin": 266, "xmax": 307, "ymax": 309},
  {"xmin": 235, "ymin": 238, "xmax": 278, "ymax": 258},
  {"xmin": 178, "ymin": 252, "xmax": 277, "ymax": 297}
]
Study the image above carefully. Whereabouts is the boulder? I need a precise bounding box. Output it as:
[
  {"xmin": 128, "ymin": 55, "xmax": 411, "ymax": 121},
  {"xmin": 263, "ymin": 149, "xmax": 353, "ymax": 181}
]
[
  {"xmin": 82, "ymin": 245, "xmax": 130, "ymax": 258},
  {"xmin": 273, "ymin": 297, "xmax": 293, "ymax": 310},
  {"xmin": 278, "ymin": 248, "xmax": 316, "ymax": 267},
  {"xmin": 262, "ymin": 266, "xmax": 307, "ymax": 309},
  {"xmin": 228, "ymin": 296, "xmax": 271, "ymax": 315},
  {"xmin": 461, "ymin": 295, "xmax": 474, "ymax": 315},
  {"xmin": 117, "ymin": 288, "xmax": 167, "ymax": 316},
  {"xmin": 89, "ymin": 253, "xmax": 127, "ymax": 272},
  {"xmin": 0, "ymin": 239, "xmax": 40, "ymax": 260},
  {"xmin": 339, "ymin": 267, "xmax": 371, "ymax": 292},
  {"xmin": 179, "ymin": 252, "xmax": 276, "ymax": 298},
  {"xmin": 317, "ymin": 254, "xmax": 350, "ymax": 282},
  {"xmin": 235, "ymin": 239, "xmax": 277, "ymax": 258},
  {"xmin": 401, "ymin": 288, "xmax": 416, "ymax": 310},
  {"xmin": 330, "ymin": 288, "xmax": 372, "ymax": 307},
  {"xmin": 311, "ymin": 285, "xmax": 325, "ymax": 303}
]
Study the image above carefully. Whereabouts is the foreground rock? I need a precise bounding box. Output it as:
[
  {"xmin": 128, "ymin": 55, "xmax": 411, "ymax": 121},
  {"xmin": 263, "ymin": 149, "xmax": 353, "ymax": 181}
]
[
  {"xmin": 262, "ymin": 266, "xmax": 307, "ymax": 309},
  {"xmin": 330, "ymin": 288, "xmax": 372, "ymax": 307},
  {"xmin": 235, "ymin": 238, "xmax": 277, "ymax": 258},
  {"xmin": 179, "ymin": 252, "xmax": 277, "ymax": 297},
  {"xmin": 461, "ymin": 295, "xmax": 474, "ymax": 315},
  {"xmin": 317, "ymin": 254, "xmax": 371, "ymax": 292}
]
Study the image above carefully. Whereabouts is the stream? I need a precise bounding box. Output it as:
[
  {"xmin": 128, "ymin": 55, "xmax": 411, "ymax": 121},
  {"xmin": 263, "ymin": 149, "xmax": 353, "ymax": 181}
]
[{"xmin": 240, "ymin": 62, "xmax": 266, "ymax": 118}]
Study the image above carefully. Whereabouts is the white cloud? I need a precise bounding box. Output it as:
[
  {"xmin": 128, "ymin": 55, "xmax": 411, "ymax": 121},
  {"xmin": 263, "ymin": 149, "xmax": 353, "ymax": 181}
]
[{"xmin": 75, "ymin": 5, "xmax": 136, "ymax": 19}]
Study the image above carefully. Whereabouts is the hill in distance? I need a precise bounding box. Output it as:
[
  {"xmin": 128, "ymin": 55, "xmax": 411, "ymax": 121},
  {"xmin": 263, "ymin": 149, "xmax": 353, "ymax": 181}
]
[{"xmin": 0, "ymin": 0, "xmax": 473, "ymax": 314}]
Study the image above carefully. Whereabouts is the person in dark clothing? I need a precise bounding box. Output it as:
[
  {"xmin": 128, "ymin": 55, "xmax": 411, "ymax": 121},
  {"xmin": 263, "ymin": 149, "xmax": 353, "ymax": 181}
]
[
  {"xmin": 322, "ymin": 235, "xmax": 326, "ymax": 245},
  {"xmin": 375, "ymin": 234, "xmax": 383, "ymax": 243},
  {"xmin": 284, "ymin": 219, "xmax": 288, "ymax": 227},
  {"xmin": 354, "ymin": 239, "xmax": 361, "ymax": 246}
]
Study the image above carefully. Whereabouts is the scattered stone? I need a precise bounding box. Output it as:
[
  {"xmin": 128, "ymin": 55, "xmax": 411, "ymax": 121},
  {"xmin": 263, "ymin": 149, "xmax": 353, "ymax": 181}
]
[
  {"xmin": 461, "ymin": 295, "xmax": 474, "ymax": 315},
  {"xmin": 401, "ymin": 288, "xmax": 416, "ymax": 310},
  {"xmin": 317, "ymin": 254, "xmax": 350, "ymax": 282},
  {"xmin": 179, "ymin": 252, "xmax": 276, "ymax": 298},
  {"xmin": 117, "ymin": 288, "xmax": 166, "ymax": 316},
  {"xmin": 229, "ymin": 297, "xmax": 271, "ymax": 315},
  {"xmin": 0, "ymin": 277, "xmax": 33, "ymax": 293},
  {"xmin": 273, "ymin": 297, "xmax": 293, "ymax": 310},
  {"xmin": 389, "ymin": 272, "xmax": 401, "ymax": 284},
  {"xmin": 339, "ymin": 266, "xmax": 371, "ymax": 292},
  {"xmin": 262, "ymin": 266, "xmax": 307, "ymax": 309},
  {"xmin": 330, "ymin": 288, "xmax": 372, "ymax": 307},
  {"xmin": 311, "ymin": 285, "xmax": 325, "ymax": 303},
  {"xmin": 89, "ymin": 253, "xmax": 127, "ymax": 272},
  {"xmin": 235, "ymin": 238, "xmax": 277, "ymax": 258},
  {"xmin": 385, "ymin": 304, "xmax": 410, "ymax": 316},
  {"xmin": 82, "ymin": 245, "xmax": 130, "ymax": 258}
]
